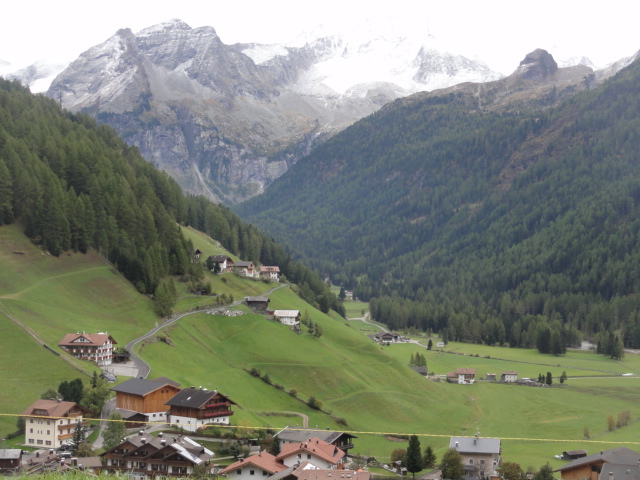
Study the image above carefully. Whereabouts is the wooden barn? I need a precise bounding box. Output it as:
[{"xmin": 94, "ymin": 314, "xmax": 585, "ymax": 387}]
[{"xmin": 111, "ymin": 377, "xmax": 181, "ymax": 423}]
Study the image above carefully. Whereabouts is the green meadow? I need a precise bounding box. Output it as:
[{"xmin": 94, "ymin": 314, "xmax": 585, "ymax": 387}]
[{"xmin": 2, "ymin": 224, "xmax": 640, "ymax": 469}]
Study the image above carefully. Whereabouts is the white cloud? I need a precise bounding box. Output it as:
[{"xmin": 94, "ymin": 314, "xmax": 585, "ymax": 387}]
[{"xmin": 1, "ymin": 0, "xmax": 638, "ymax": 74}]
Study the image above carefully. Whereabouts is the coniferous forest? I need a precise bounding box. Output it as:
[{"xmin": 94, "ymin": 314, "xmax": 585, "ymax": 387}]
[
  {"xmin": 238, "ymin": 58, "xmax": 640, "ymax": 353},
  {"xmin": 0, "ymin": 79, "xmax": 342, "ymax": 316}
]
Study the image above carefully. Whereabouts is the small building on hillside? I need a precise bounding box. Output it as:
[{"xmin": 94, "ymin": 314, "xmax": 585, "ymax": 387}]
[
  {"xmin": 501, "ymin": 371, "xmax": 518, "ymax": 383},
  {"xmin": 245, "ymin": 296, "xmax": 271, "ymax": 310},
  {"xmin": 273, "ymin": 310, "xmax": 301, "ymax": 329},
  {"xmin": 562, "ymin": 450, "xmax": 588, "ymax": 461},
  {"xmin": 260, "ymin": 266, "xmax": 281, "ymax": 281},
  {"xmin": 344, "ymin": 290, "xmax": 354, "ymax": 300},
  {"xmin": 165, "ymin": 387, "xmax": 237, "ymax": 432},
  {"xmin": 276, "ymin": 427, "xmax": 356, "ymax": 452},
  {"xmin": 206, "ymin": 255, "xmax": 233, "ymax": 273},
  {"xmin": 110, "ymin": 377, "xmax": 181, "ymax": 424},
  {"xmin": 375, "ymin": 332, "xmax": 400, "ymax": 344},
  {"xmin": 0, "ymin": 449, "xmax": 22, "ymax": 474},
  {"xmin": 58, "ymin": 332, "xmax": 117, "ymax": 366},
  {"xmin": 234, "ymin": 260, "xmax": 256, "ymax": 277},
  {"xmin": 436, "ymin": 341, "xmax": 445, "ymax": 348},
  {"xmin": 21, "ymin": 399, "xmax": 89, "ymax": 449},
  {"xmin": 486, "ymin": 373, "xmax": 497, "ymax": 382},
  {"xmin": 447, "ymin": 368, "xmax": 476, "ymax": 384}
]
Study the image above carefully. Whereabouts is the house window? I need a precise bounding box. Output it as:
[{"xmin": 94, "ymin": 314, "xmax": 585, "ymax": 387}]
[
  {"xmin": 30, "ymin": 429, "xmax": 33, "ymax": 433},
  {"xmin": 469, "ymin": 459, "xmax": 474, "ymax": 464},
  {"xmin": 250, "ymin": 470, "xmax": 255, "ymax": 475},
  {"xmin": 47, "ymin": 430, "xmax": 50, "ymax": 435},
  {"xmin": 30, "ymin": 419, "xmax": 33, "ymax": 423},
  {"xmin": 28, "ymin": 438, "xmax": 33, "ymax": 444},
  {"xmin": 481, "ymin": 460, "xmax": 485, "ymax": 465},
  {"xmin": 37, "ymin": 440, "xmax": 43, "ymax": 445},
  {"xmin": 237, "ymin": 470, "xmax": 241, "ymax": 475},
  {"xmin": 46, "ymin": 441, "xmax": 51, "ymax": 446},
  {"xmin": 307, "ymin": 454, "xmax": 312, "ymax": 460}
]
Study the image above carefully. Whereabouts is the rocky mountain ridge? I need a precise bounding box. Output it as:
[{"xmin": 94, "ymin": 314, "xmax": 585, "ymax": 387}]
[
  {"xmin": 44, "ymin": 20, "xmax": 639, "ymax": 203},
  {"xmin": 46, "ymin": 19, "xmax": 502, "ymax": 203}
]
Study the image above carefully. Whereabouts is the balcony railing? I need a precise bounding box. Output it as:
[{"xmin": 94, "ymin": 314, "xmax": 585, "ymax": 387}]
[{"xmin": 202, "ymin": 411, "xmax": 233, "ymax": 418}]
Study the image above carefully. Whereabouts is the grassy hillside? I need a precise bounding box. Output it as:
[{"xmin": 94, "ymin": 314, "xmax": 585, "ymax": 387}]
[{"xmin": 4, "ymin": 222, "xmax": 640, "ymax": 470}]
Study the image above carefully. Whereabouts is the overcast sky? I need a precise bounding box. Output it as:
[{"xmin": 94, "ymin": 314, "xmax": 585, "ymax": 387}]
[{"xmin": 1, "ymin": 0, "xmax": 638, "ymax": 75}]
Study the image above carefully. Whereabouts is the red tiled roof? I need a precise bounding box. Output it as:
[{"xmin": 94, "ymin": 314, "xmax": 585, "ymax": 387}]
[
  {"xmin": 277, "ymin": 437, "xmax": 345, "ymax": 465},
  {"xmin": 58, "ymin": 333, "xmax": 116, "ymax": 347},
  {"xmin": 221, "ymin": 452, "xmax": 286, "ymax": 475},
  {"xmin": 21, "ymin": 399, "xmax": 86, "ymax": 418}
]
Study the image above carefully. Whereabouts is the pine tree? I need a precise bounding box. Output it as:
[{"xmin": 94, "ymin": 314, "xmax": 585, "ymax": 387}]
[
  {"xmin": 406, "ymin": 435, "xmax": 423, "ymax": 478},
  {"xmin": 70, "ymin": 422, "xmax": 87, "ymax": 455},
  {"xmin": 423, "ymin": 445, "xmax": 436, "ymax": 469}
]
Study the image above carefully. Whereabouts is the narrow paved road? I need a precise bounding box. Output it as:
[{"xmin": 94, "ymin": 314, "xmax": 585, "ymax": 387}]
[{"xmin": 126, "ymin": 283, "xmax": 288, "ymax": 379}]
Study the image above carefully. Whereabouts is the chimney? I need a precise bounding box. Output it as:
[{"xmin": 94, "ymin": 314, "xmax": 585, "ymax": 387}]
[
  {"xmin": 158, "ymin": 432, "xmax": 163, "ymax": 437},
  {"xmin": 139, "ymin": 431, "xmax": 144, "ymax": 436},
  {"xmin": 141, "ymin": 438, "xmax": 147, "ymax": 444},
  {"xmin": 609, "ymin": 472, "xmax": 614, "ymax": 480},
  {"xmin": 161, "ymin": 440, "xmax": 167, "ymax": 446},
  {"xmin": 455, "ymin": 442, "xmax": 459, "ymax": 449}
]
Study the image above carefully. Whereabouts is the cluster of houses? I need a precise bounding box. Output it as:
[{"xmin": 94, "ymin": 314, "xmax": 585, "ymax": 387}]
[
  {"xmin": 446, "ymin": 370, "xmax": 520, "ymax": 384},
  {"xmin": 17, "ymin": 377, "xmax": 236, "ymax": 453},
  {"xmin": 205, "ymin": 255, "xmax": 280, "ymax": 282},
  {"xmin": 244, "ymin": 296, "xmax": 301, "ymax": 332}
]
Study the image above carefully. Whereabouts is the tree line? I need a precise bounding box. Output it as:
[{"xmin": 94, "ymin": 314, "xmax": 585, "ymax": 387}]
[{"xmin": 0, "ymin": 78, "xmax": 342, "ymax": 316}]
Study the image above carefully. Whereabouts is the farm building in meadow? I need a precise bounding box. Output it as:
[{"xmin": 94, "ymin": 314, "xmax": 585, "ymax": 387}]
[
  {"xmin": 273, "ymin": 310, "xmax": 301, "ymax": 330},
  {"xmin": 245, "ymin": 296, "xmax": 271, "ymax": 310},
  {"xmin": 447, "ymin": 368, "xmax": 476, "ymax": 384},
  {"xmin": 501, "ymin": 371, "xmax": 518, "ymax": 382},
  {"xmin": 110, "ymin": 377, "xmax": 181, "ymax": 424},
  {"xmin": 206, "ymin": 255, "xmax": 233, "ymax": 272},
  {"xmin": 0, "ymin": 449, "xmax": 22, "ymax": 474},
  {"xmin": 58, "ymin": 332, "xmax": 117, "ymax": 366},
  {"xmin": 165, "ymin": 387, "xmax": 237, "ymax": 432}
]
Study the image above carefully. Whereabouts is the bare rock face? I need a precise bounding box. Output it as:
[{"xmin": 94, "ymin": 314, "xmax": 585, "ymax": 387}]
[
  {"xmin": 48, "ymin": 19, "xmax": 502, "ymax": 203},
  {"xmin": 515, "ymin": 48, "xmax": 559, "ymax": 81}
]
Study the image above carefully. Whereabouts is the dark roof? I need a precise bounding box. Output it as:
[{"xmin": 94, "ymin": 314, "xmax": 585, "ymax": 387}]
[
  {"xmin": 598, "ymin": 464, "xmax": 640, "ymax": 480},
  {"xmin": 246, "ymin": 296, "xmax": 270, "ymax": 303},
  {"xmin": 450, "ymin": 436, "xmax": 500, "ymax": 455},
  {"xmin": 555, "ymin": 448, "xmax": 640, "ymax": 472},
  {"xmin": 207, "ymin": 255, "xmax": 231, "ymax": 262},
  {"xmin": 165, "ymin": 388, "xmax": 236, "ymax": 409},
  {"xmin": 0, "ymin": 449, "xmax": 22, "ymax": 460},
  {"xmin": 110, "ymin": 377, "xmax": 180, "ymax": 396},
  {"xmin": 276, "ymin": 427, "xmax": 356, "ymax": 444},
  {"xmin": 234, "ymin": 261, "xmax": 254, "ymax": 267}
]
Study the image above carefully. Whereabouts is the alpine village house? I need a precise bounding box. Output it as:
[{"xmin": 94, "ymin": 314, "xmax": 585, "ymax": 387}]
[
  {"xmin": 20, "ymin": 399, "xmax": 88, "ymax": 449},
  {"xmin": 165, "ymin": 387, "xmax": 237, "ymax": 432},
  {"xmin": 58, "ymin": 332, "xmax": 117, "ymax": 366}
]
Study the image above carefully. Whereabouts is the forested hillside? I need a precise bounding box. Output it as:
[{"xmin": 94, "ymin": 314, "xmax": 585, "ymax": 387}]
[
  {"xmin": 237, "ymin": 57, "xmax": 640, "ymax": 351},
  {"xmin": 0, "ymin": 79, "xmax": 341, "ymax": 315}
]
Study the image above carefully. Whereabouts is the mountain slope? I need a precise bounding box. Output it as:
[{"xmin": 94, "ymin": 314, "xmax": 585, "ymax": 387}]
[
  {"xmin": 47, "ymin": 19, "xmax": 501, "ymax": 203},
  {"xmin": 237, "ymin": 52, "xmax": 640, "ymax": 346}
]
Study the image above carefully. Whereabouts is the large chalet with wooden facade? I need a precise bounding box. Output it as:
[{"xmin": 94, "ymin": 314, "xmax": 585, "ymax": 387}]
[
  {"xmin": 21, "ymin": 399, "xmax": 88, "ymax": 449},
  {"xmin": 165, "ymin": 387, "xmax": 237, "ymax": 432},
  {"xmin": 101, "ymin": 432, "xmax": 213, "ymax": 478},
  {"xmin": 111, "ymin": 377, "xmax": 181, "ymax": 425},
  {"xmin": 58, "ymin": 332, "xmax": 117, "ymax": 366}
]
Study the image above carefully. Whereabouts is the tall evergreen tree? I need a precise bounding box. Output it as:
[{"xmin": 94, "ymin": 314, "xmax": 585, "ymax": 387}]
[{"xmin": 406, "ymin": 435, "xmax": 423, "ymax": 478}]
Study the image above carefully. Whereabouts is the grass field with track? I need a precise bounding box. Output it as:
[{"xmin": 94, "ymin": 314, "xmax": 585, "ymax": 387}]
[{"xmin": 3, "ymin": 224, "xmax": 640, "ymax": 470}]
